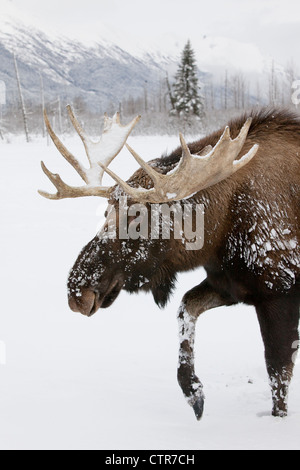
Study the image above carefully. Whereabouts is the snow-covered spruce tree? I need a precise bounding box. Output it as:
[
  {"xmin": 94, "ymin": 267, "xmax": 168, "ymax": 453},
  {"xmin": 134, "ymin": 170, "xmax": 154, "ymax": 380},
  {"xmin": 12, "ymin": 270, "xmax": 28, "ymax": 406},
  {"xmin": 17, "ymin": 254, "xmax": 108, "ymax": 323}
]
[{"xmin": 172, "ymin": 40, "xmax": 204, "ymax": 122}]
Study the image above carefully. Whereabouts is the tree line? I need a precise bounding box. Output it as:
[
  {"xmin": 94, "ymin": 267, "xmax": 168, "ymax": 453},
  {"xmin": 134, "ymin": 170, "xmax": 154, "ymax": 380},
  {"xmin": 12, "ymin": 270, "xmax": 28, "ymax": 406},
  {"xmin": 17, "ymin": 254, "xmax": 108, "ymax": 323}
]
[{"xmin": 0, "ymin": 42, "xmax": 299, "ymax": 141}]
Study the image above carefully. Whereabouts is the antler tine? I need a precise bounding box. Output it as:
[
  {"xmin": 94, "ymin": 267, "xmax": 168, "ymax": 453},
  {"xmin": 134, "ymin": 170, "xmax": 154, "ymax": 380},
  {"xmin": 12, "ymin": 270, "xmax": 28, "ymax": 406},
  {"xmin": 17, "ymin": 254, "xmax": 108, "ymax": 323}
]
[
  {"xmin": 216, "ymin": 118, "xmax": 253, "ymax": 167},
  {"xmin": 125, "ymin": 143, "xmax": 163, "ymax": 185},
  {"xmin": 38, "ymin": 161, "xmax": 67, "ymax": 200},
  {"xmin": 235, "ymin": 118, "xmax": 252, "ymax": 144},
  {"xmin": 66, "ymin": 105, "xmax": 92, "ymax": 165},
  {"xmin": 178, "ymin": 133, "xmax": 194, "ymax": 171},
  {"xmin": 233, "ymin": 143, "xmax": 259, "ymax": 170},
  {"xmin": 43, "ymin": 109, "xmax": 88, "ymax": 183},
  {"xmin": 38, "ymin": 162, "xmax": 112, "ymax": 200},
  {"xmin": 112, "ymin": 112, "xmax": 121, "ymax": 125},
  {"xmin": 67, "ymin": 105, "xmax": 86, "ymax": 139}
]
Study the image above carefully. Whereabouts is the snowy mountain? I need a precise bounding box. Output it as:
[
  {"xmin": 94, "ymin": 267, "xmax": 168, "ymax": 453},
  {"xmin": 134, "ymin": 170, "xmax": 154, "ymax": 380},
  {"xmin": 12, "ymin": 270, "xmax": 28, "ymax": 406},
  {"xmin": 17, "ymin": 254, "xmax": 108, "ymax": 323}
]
[
  {"xmin": 0, "ymin": 15, "xmax": 168, "ymax": 111},
  {"xmin": 0, "ymin": 0, "xmax": 287, "ymax": 112}
]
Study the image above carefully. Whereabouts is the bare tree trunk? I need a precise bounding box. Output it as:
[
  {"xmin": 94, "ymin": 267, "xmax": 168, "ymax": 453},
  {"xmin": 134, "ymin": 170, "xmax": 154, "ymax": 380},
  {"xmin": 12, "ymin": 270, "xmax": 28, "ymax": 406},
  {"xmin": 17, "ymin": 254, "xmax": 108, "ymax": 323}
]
[
  {"xmin": 39, "ymin": 73, "xmax": 46, "ymax": 138},
  {"xmin": 269, "ymin": 60, "xmax": 279, "ymax": 107},
  {"xmin": 0, "ymin": 81, "xmax": 5, "ymax": 140},
  {"xmin": 256, "ymin": 80, "xmax": 262, "ymax": 106},
  {"xmin": 57, "ymin": 96, "xmax": 62, "ymax": 134},
  {"xmin": 144, "ymin": 81, "xmax": 148, "ymax": 113},
  {"xmin": 210, "ymin": 82, "xmax": 215, "ymax": 110},
  {"xmin": 158, "ymin": 77, "xmax": 164, "ymax": 113},
  {"xmin": 166, "ymin": 72, "xmax": 175, "ymax": 111},
  {"xmin": 224, "ymin": 70, "xmax": 228, "ymax": 110},
  {"xmin": 0, "ymin": 104, "xmax": 3, "ymax": 140},
  {"xmin": 14, "ymin": 53, "xmax": 29, "ymax": 142}
]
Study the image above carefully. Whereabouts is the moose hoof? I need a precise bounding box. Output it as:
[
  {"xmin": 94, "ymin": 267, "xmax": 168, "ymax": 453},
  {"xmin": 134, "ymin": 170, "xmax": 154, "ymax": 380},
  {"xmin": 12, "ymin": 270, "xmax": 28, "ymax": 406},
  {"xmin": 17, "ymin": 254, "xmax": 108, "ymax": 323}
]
[
  {"xmin": 192, "ymin": 396, "xmax": 205, "ymax": 421},
  {"xmin": 272, "ymin": 408, "xmax": 288, "ymax": 418},
  {"xmin": 188, "ymin": 386, "xmax": 205, "ymax": 421}
]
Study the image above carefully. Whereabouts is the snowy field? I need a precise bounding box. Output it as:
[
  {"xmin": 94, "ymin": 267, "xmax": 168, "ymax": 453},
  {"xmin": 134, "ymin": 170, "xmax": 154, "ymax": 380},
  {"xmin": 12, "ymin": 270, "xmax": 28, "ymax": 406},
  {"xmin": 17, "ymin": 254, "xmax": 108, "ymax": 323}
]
[{"xmin": 1, "ymin": 133, "xmax": 300, "ymax": 450}]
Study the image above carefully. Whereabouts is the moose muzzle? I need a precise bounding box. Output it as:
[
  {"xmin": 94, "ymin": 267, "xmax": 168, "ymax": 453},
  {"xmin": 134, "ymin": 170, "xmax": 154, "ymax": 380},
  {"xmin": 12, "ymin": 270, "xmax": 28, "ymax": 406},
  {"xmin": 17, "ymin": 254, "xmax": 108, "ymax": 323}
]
[{"xmin": 68, "ymin": 278, "xmax": 124, "ymax": 317}]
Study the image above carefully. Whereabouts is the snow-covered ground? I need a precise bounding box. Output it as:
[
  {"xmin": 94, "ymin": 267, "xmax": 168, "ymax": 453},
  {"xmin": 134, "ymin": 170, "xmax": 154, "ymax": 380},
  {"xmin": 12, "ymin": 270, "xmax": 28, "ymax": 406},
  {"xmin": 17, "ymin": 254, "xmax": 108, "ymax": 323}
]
[{"xmin": 1, "ymin": 134, "xmax": 300, "ymax": 450}]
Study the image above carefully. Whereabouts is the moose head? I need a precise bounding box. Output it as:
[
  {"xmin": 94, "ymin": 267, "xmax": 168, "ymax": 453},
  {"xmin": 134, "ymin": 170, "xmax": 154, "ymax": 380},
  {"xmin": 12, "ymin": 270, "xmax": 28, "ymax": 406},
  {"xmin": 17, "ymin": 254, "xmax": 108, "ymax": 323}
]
[{"xmin": 39, "ymin": 106, "xmax": 258, "ymax": 317}]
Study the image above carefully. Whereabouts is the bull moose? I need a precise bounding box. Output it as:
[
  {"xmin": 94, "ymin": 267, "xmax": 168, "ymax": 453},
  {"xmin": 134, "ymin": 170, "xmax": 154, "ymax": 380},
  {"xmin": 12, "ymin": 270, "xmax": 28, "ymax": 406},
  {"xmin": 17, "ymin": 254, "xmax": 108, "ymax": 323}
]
[{"xmin": 39, "ymin": 106, "xmax": 300, "ymax": 420}]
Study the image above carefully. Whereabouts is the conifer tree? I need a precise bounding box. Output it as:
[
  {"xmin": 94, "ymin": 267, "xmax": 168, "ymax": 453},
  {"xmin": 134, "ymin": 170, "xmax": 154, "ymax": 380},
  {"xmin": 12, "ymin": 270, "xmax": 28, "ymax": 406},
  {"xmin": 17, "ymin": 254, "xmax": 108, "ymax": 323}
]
[{"xmin": 172, "ymin": 40, "xmax": 204, "ymax": 120}]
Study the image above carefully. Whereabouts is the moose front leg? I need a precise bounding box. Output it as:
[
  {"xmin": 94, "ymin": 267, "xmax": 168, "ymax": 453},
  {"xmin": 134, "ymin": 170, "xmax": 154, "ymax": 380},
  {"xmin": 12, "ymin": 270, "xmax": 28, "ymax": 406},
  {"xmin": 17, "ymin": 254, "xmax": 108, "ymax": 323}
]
[
  {"xmin": 256, "ymin": 297, "xmax": 300, "ymax": 417},
  {"xmin": 177, "ymin": 279, "xmax": 234, "ymax": 420}
]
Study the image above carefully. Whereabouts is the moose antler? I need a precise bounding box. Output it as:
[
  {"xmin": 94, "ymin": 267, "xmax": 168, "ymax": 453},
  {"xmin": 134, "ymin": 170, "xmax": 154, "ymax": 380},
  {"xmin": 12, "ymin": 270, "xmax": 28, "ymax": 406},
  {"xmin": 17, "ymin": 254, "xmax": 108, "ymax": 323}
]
[
  {"xmin": 38, "ymin": 106, "xmax": 141, "ymax": 200},
  {"xmin": 99, "ymin": 118, "xmax": 259, "ymax": 203},
  {"xmin": 39, "ymin": 111, "xmax": 258, "ymax": 204}
]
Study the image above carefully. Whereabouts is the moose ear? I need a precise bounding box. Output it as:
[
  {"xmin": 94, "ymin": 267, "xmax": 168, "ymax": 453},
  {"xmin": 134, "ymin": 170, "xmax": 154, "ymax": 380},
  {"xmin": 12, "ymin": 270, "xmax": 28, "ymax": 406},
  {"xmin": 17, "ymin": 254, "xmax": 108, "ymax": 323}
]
[{"xmin": 151, "ymin": 273, "xmax": 177, "ymax": 308}]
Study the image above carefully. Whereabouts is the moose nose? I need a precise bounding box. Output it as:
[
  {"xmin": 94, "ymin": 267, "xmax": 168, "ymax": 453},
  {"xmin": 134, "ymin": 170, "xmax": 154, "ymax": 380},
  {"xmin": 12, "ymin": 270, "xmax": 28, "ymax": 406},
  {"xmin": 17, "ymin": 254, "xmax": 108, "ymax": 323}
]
[{"xmin": 68, "ymin": 288, "xmax": 96, "ymax": 317}]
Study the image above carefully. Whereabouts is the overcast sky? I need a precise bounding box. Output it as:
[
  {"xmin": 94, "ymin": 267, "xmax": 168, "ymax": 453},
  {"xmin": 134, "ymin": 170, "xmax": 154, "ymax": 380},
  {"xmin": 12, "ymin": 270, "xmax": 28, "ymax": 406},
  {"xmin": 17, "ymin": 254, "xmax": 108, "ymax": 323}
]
[{"xmin": 4, "ymin": 0, "xmax": 300, "ymax": 68}]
